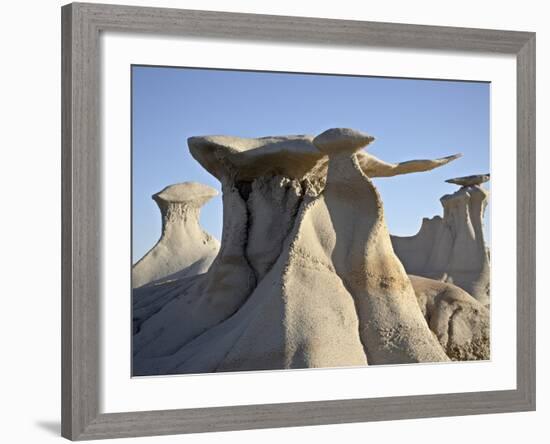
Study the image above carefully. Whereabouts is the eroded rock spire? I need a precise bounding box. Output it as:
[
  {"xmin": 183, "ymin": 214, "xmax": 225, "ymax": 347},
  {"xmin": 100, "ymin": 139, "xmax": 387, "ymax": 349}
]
[
  {"xmin": 132, "ymin": 128, "xmax": 469, "ymax": 375},
  {"xmin": 392, "ymin": 174, "xmax": 491, "ymax": 305},
  {"xmin": 132, "ymin": 182, "xmax": 220, "ymax": 289}
]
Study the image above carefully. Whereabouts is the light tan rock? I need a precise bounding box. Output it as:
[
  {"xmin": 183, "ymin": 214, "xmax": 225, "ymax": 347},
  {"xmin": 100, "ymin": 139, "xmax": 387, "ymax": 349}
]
[
  {"xmin": 391, "ymin": 178, "xmax": 491, "ymax": 305},
  {"xmin": 446, "ymin": 173, "xmax": 490, "ymax": 187},
  {"xmin": 313, "ymin": 127, "xmax": 375, "ymax": 154},
  {"xmin": 409, "ymin": 275, "xmax": 490, "ymax": 360},
  {"xmin": 312, "ymin": 136, "xmax": 449, "ymax": 364},
  {"xmin": 132, "ymin": 178, "xmax": 256, "ymax": 359},
  {"xmin": 132, "ymin": 273, "xmax": 202, "ymax": 335},
  {"xmin": 133, "ymin": 128, "xmax": 465, "ymax": 375},
  {"xmin": 131, "ymin": 182, "xmax": 220, "ymax": 289},
  {"xmin": 188, "ymin": 130, "xmax": 462, "ymax": 183},
  {"xmin": 188, "ymin": 134, "xmax": 322, "ymax": 182}
]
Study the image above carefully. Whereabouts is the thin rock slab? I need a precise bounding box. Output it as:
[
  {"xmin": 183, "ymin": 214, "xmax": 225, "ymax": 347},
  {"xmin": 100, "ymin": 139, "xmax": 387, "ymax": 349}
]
[
  {"xmin": 446, "ymin": 173, "xmax": 490, "ymax": 187},
  {"xmin": 189, "ymin": 132, "xmax": 462, "ymax": 183}
]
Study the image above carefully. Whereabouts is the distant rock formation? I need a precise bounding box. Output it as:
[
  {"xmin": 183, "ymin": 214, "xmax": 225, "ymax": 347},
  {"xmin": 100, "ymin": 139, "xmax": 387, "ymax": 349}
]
[
  {"xmin": 391, "ymin": 174, "xmax": 490, "ymax": 305},
  {"xmin": 132, "ymin": 128, "xmax": 468, "ymax": 376},
  {"xmin": 131, "ymin": 182, "xmax": 220, "ymax": 289},
  {"xmin": 446, "ymin": 173, "xmax": 490, "ymax": 187}
]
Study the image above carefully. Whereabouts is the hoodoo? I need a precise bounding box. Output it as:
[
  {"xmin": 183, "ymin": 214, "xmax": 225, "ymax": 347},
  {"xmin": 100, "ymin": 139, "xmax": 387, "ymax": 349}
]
[
  {"xmin": 132, "ymin": 182, "xmax": 220, "ymax": 289},
  {"xmin": 132, "ymin": 128, "xmax": 470, "ymax": 376},
  {"xmin": 392, "ymin": 174, "xmax": 491, "ymax": 305}
]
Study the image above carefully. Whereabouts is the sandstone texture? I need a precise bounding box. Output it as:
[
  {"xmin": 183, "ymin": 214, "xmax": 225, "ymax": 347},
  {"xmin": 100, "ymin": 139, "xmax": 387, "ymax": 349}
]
[
  {"xmin": 132, "ymin": 182, "xmax": 220, "ymax": 289},
  {"xmin": 132, "ymin": 128, "xmax": 485, "ymax": 376},
  {"xmin": 410, "ymin": 275, "xmax": 490, "ymax": 360},
  {"xmin": 391, "ymin": 175, "xmax": 491, "ymax": 305}
]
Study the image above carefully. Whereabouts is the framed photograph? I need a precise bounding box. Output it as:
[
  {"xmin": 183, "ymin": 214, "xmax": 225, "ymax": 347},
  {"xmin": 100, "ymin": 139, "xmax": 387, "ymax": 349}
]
[{"xmin": 61, "ymin": 2, "xmax": 535, "ymax": 440}]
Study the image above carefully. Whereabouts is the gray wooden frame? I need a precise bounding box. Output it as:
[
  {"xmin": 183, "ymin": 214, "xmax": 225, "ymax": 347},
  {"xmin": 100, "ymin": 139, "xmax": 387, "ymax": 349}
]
[{"xmin": 61, "ymin": 2, "xmax": 536, "ymax": 440}]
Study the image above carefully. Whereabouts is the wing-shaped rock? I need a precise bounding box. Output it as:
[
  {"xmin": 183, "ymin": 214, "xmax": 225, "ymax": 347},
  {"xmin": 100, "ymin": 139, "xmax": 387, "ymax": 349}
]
[{"xmin": 188, "ymin": 130, "xmax": 460, "ymax": 182}]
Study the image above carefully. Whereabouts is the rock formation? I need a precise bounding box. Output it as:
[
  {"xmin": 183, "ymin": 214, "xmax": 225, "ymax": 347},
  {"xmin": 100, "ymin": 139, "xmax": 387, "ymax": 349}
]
[
  {"xmin": 446, "ymin": 173, "xmax": 490, "ymax": 187},
  {"xmin": 391, "ymin": 174, "xmax": 491, "ymax": 305},
  {"xmin": 409, "ymin": 275, "xmax": 490, "ymax": 360},
  {"xmin": 132, "ymin": 182, "xmax": 220, "ymax": 289},
  {"xmin": 132, "ymin": 128, "xmax": 480, "ymax": 376}
]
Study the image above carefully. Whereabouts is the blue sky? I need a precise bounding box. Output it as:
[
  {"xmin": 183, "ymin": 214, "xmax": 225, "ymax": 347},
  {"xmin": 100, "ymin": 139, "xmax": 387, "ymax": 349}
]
[{"xmin": 132, "ymin": 66, "xmax": 490, "ymax": 262}]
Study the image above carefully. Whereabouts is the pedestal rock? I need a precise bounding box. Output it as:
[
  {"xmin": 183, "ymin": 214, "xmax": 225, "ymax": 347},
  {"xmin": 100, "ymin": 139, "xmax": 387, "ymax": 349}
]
[
  {"xmin": 132, "ymin": 182, "xmax": 220, "ymax": 289},
  {"xmin": 391, "ymin": 174, "xmax": 491, "ymax": 305},
  {"xmin": 132, "ymin": 128, "xmax": 466, "ymax": 375}
]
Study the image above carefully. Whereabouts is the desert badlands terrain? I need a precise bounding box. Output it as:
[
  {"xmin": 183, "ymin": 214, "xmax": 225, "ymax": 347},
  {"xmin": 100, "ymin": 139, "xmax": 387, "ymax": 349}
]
[{"xmin": 132, "ymin": 128, "xmax": 490, "ymax": 376}]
